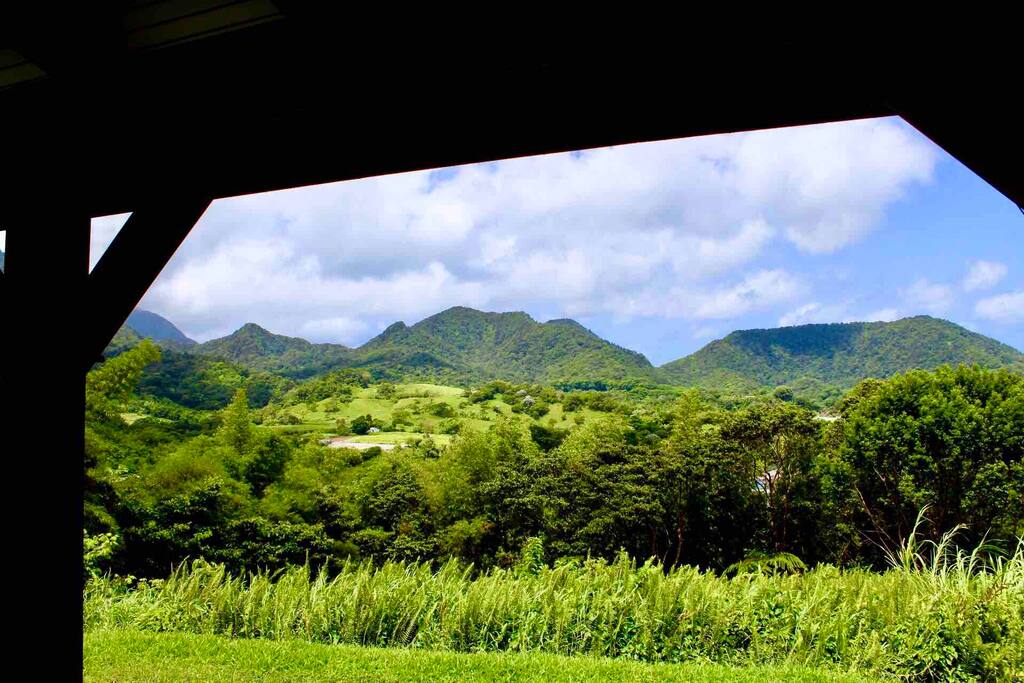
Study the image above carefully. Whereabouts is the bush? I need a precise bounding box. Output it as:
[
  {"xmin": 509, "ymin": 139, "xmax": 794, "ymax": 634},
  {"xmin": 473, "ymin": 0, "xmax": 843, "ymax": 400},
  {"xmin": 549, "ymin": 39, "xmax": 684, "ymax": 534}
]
[
  {"xmin": 438, "ymin": 419, "xmax": 463, "ymax": 435},
  {"xmin": 429, "ymin": 402, "xmax": 456, "ymax": 418},
  {"xmin": 351, "ymin": 414, "xmax": 384, "ymax": 435},
  {"xmin": 529, "ymin": 423, "xmax": 566, "ymax": 451}
]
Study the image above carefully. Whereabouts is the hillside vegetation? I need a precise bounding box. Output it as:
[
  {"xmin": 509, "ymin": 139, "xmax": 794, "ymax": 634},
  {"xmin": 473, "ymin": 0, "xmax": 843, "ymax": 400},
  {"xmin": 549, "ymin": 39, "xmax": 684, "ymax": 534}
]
[
  {"xmin": 114, "ymin": 310, "xmax": 1023, "ymax": 406},
  {"xmin": 187, "ymin": 307, "xmax": 655, "ymax": 384},
  {"xmin": 87, "ymin": 341, "xmax": 1023, "ymax": 579},
  {"xmin": 661, "ymin": 315, "xmax": 1024, "ymax": 394},
  {"xmin": 193, "ymin": 323, "xmax": 351, "ymax": 379},
  {"xmin": 354, "ymin": 307, "xmax": 654, "ymax": 384}
]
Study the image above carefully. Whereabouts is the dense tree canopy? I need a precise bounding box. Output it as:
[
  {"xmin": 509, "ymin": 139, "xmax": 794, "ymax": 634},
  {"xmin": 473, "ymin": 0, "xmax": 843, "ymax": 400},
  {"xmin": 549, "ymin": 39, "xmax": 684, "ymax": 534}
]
[
  {"xmin": 83, "ymin": 347, "xmax": 1023, "ymax": 579},
  {"xmin": 837, "ymin": 366, "xmax": 1024, "ymax": 561}
]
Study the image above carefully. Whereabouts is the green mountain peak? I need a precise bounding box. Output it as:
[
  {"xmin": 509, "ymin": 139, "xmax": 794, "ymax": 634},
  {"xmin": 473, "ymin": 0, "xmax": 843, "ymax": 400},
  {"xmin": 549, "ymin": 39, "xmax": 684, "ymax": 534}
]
[{"xmin": 660, "ymin": 315, "xmax": 1024, "ymax": 393}]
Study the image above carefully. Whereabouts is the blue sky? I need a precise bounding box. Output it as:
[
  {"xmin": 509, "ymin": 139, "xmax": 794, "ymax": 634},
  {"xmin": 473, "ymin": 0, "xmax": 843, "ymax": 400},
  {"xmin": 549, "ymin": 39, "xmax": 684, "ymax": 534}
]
[{"xmin": 83, "ymin": 117, "xmax": 1023, "ymax": 364}]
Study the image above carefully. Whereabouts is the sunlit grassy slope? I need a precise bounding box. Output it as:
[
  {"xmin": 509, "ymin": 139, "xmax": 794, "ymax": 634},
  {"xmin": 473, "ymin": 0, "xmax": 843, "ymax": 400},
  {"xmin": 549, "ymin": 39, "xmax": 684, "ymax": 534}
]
[{"xmin": 260, "ymin": 383, "xmax": 603, "ymax": 438}]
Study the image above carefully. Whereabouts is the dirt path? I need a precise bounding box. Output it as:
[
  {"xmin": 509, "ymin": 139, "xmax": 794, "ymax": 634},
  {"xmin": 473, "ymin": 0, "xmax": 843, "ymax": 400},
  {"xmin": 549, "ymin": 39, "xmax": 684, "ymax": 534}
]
[{"xmin": 323, "ymin": 436, "xmax": 397, "ymax": 450}]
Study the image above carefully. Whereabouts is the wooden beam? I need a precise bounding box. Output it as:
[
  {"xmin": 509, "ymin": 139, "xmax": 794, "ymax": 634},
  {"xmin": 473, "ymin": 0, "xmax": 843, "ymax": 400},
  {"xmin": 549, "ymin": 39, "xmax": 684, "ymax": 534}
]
[{"xmin": 85, "ymin": 196, "xmax": 211, "ymax": 370}]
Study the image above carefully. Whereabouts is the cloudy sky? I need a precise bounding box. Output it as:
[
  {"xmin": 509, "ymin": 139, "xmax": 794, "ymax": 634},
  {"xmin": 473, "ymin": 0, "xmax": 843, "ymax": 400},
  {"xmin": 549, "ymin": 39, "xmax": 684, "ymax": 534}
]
[{"xmin": 80, "ymin": 116, "xmax": 1023, "ymax": 364}]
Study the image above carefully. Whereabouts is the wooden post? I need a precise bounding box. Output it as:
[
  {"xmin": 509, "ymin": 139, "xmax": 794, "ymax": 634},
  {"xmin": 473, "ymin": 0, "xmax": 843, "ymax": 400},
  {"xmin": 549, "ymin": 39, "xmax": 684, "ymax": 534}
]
[
  {"xmin": 3, "ymin": 208, "xmax": 91, "ymax": 678},
  {"xmin": 0, "ymin": 197, "xmax": 207, "ymax": 678}
]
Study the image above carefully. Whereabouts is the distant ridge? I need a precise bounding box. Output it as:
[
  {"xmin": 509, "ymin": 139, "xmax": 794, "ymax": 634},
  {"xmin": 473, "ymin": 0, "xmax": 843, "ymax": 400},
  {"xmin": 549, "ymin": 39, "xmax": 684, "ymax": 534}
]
[
  {"xmin": 126, "ymin": 310, "xmax": 196, "ymax": 349},
  {"xmin": 192, "ymin": 323, "xmax": 350, "ymax": 379},
  {"xmin": 659, "ymin": 316, "xmax": 1024, "ymax": 391}
]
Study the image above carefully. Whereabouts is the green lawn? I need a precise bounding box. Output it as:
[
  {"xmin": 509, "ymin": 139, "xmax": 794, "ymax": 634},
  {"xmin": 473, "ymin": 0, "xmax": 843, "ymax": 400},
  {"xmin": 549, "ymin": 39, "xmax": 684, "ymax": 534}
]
[
  {"xmin": 396, "ymin": 383, "xmax": 465, "ymax": 398},
  {"xmin": 84, "ymin": 630, "xmax": 874, "ymax": 683}
]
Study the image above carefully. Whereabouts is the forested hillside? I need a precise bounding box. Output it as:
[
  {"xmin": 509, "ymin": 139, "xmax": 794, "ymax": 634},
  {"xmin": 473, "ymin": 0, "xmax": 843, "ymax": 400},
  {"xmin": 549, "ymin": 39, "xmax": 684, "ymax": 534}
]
[
  {"xmin": 660, "ymin": 315, "xmax": 1024, "ymax": 393},
  {"xmin": 192, "ymin": 323, "xmax": 351, "ymax": 379},
  {"xmin": 146, "ymin": 307, "xmax": 656, "ymax": 386},
  {"xmin": 352, "ymin": 307, "xmax": 655, "ymax": 384}
]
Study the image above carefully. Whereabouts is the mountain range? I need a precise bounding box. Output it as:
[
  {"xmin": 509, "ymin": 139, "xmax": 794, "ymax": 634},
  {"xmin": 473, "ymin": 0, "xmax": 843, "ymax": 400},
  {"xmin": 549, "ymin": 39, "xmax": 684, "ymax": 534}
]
[{"xmin": 114, "ymin": 307, "xmax": 1024, "ymax": 393}]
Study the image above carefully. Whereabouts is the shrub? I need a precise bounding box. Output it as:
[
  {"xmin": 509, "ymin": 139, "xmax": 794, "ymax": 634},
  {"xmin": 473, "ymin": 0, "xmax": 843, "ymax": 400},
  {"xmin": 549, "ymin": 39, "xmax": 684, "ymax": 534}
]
[{"xmin": 429, "ymin": 402, "xmax": 456, "ymax": 418}]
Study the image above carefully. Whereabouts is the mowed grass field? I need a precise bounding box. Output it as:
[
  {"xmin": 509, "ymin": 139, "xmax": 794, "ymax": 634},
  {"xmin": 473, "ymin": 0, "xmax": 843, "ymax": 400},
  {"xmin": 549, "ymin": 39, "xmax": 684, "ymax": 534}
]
[{"xmin": 84, "ymin": 630, "xmax": 874, "ymax": 683}]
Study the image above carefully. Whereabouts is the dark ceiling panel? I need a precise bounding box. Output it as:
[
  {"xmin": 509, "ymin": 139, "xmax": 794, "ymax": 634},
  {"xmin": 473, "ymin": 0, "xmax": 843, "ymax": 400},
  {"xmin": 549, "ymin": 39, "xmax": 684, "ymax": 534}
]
[
  {"xmin": 0, "ymin": 11, "xmax": 1019, "ymax": 219},
  {"xmin": 123, "ymin": 0, "xmax": 283, "ymax": 50}
]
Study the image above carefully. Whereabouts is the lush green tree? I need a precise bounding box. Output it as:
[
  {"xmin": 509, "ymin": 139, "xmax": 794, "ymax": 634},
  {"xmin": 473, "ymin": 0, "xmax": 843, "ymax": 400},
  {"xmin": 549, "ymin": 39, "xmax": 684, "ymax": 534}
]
[
  {"xmin": 376, "ymin": 382, "xmax": 397, "ymax": 400},
  {"xmin": 391, "ymin": 409, "xmax": 413, "ymax": 427},
  {"xmin": 220, "ymin": 518, "xmax": 334, "ymax": 572},
  {"xmin": 85, "ymin": 341, "xmax": 165, "ymax": 534},
  {"xmin": 719, "ymin": 401, "xmax": 821, "ymax": 555},
  {"xmin": 356, "ymin": 460, "xmax": 435, "ymax": 561},
  {"xmin": 429, "ymin": 402, "xmax": 456, "ymax": 418},
  {"xmin": 87, "ymin": 339, "xmax": 162, "ymax": 420},
  {"xmin": 116, "ymin": 444, "xmax": 251, "ymax": 576},
  {"xmin": 529, "ymin": 423, "xmax": 567, "ymax": 451},
  {"xmin": 773, "ymin": 385, "xmax": 794, "ymax": 402},
  {"xmin": 218, "ymin": 388, "xmax": 256, "ymax": 457},
  {"xmin": 838, "ymin": 366, "xmax": 1024, "ymax": 560},
  {"xmin": 657, "ymin": 391, "xmax": 764, "ymax": 569},
  {"xmin": 244, "ymin": 435, "xmax": 290, "ymax": 497},
  {"xmin": 538, "ymin": 419, "xmax": 669, "ymax": 562}
]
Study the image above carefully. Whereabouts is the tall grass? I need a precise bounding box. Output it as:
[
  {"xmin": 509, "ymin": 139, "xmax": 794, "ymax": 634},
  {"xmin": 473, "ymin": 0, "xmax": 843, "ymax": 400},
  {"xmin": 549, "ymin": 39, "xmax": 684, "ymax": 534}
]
[{"xmin": 85, "ymin": 542, "xmax": 1023, "ymax": 682}]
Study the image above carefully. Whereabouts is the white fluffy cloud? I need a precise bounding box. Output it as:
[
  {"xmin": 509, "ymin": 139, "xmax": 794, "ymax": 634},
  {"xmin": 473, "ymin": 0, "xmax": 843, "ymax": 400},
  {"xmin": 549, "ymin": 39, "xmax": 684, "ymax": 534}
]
[
  {"xmin": 691, "ymin": 270, "xmax": 805, "ymax": 319},
  {"xmin": 974, "ymin": 291, "xmax": 1024, "ymax": 324},
  {"xmin": 299, "ymin": 317, "xmax": 369, "ymax": 343},
  {"xmin": 731, "ymin": 120, "xmax": 934, "ymax": 252},
  {"xmin": 863, "ymin": 308, "xmax": 900, "ymax": 323},
  {"xmin": 94, "ymin": 117, "xmax": 937, "ymax": 342},
  {"xmin": 778, "ymin": 302, "xmax": 901, "ymax": 327},
  {"xmin": 963, "ymin": 260, "xmax": 1007, "ymax": 292},
  {"xmin": 902, "ymin": 279, "xmax": 955, "ymax": 315},
  {"xmin": 779, "ymin": 302, "xmax": 848, "ymax": 327},
  {"xmin": 585, "ymin": 269, "xmax": 804, "ymax": 321}
]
